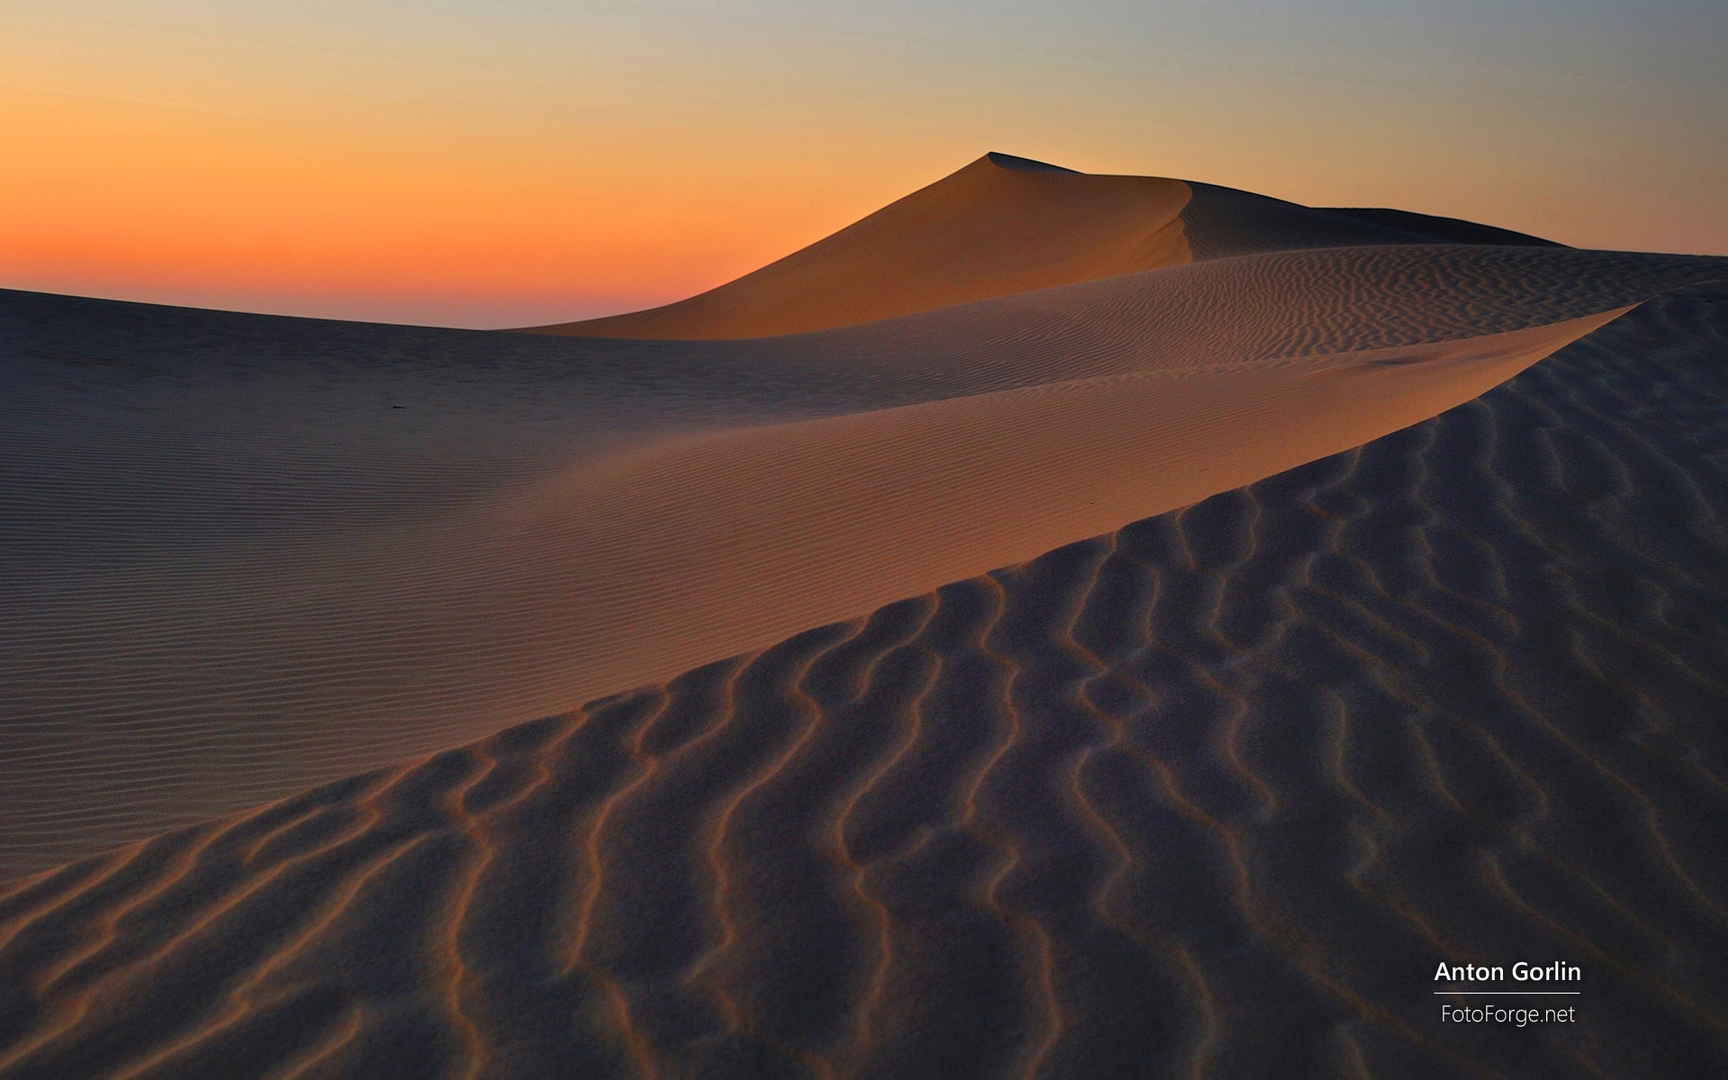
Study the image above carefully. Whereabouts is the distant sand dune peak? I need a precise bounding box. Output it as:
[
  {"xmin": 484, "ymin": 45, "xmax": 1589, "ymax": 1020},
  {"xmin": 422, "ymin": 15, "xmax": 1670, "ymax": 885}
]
[
  {"xmin": 981, "ymin": 150, "xmax": 1077, "ymax": 172},
  {"xmin": 524, "ymin": 153, "xmax": 1584, "ymax": 339}
]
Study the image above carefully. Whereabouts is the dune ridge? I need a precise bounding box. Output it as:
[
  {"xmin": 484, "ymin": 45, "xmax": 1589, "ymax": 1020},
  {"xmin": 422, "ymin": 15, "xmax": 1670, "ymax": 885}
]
[
  {"xmin": 6, "ymin": 234, "xmax": 1724, "ymax": 881},
  {"xmin": 2, "ymin": 293, "xmax": 1725, "ymax": 1078},
  {"xmin": 523, "ymin": 153, "xmax": 1570, "ymax": 342},
  {"xmin": 521, "ymin": 152, "xmax": 1192, "ymax": 340}
]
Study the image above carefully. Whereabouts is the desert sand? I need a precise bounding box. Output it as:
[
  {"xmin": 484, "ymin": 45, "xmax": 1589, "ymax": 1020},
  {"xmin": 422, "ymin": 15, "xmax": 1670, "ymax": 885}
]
[{"xmin": 2, "ymin": 153, "xmax": 1725, "ymax": 1077}]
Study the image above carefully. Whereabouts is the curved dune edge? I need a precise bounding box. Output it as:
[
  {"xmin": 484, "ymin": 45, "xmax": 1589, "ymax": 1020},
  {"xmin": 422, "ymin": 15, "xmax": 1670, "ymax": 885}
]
[
  {"xmin": 520, "ymin": 152, "xmax": 1194, "ymax": 339},
  {"xmin": 2, "ymin": 295, "xmax": 1725, "ymax": 1077},
  {"xmin": 518, "ymin": 152, "xmax": 1568, "ymax": 342},
  {"xmin": 4, "ymin": 239, "xmax": 1728, "ymax": 880}
]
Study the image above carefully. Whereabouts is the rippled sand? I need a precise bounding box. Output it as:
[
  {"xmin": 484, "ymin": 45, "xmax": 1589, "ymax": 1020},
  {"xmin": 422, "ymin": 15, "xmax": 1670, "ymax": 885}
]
[{"xmin": 2, "ymin": 154, "xmax": 1725, "ymax": 1077}]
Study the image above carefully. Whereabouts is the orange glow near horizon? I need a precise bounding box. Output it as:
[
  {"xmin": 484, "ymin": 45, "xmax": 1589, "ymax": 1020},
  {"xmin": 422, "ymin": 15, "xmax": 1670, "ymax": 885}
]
[
  {"xmin": 4, "ymin": 91, "xmax": 907, "ymax": 326},
  {"xmin": 5, "ymin": 2, "xmax": 1725, "ymax": 327}
]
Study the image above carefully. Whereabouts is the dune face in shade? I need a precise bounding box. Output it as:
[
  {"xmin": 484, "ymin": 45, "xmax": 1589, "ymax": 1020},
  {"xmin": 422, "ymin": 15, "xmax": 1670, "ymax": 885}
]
[{"xmin": 2, "ymin": 149, "xmax": 1724, "ymax": 884}]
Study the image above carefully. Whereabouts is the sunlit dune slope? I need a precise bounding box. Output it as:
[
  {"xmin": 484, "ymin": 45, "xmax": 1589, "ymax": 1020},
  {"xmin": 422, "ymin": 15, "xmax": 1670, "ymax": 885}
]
[
  {"xmin": 523, "ymin": 154, "xmax": 1568, "ymax": 340},
  {"xmin": 521, "ymin": 152, "xmax": 1192, "ymax": 339},
  {"xmin": 4, "ymin": 232, "xmax": 1723, "ymax": 879}
]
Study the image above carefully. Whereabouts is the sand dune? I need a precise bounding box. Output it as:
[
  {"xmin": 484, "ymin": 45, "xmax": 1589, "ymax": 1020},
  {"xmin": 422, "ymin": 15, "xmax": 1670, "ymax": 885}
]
[
  {"xmin": 2, "ymin": 292, "xmax": 1725, "ymax": 1078},
  {"xmin": 523, "ymin": 153, "xmax": 1192, "ymax": 339},
  {"xmin": 524, "ymin": 153, "xmax": 1566, "ymax": 341},
  {"xmin": 5, "ymin": 240, "xmax": 1722, "ymax": 882},
  {"xmin": 2, "ymin": 154, "xmax": 1727, "ymax": 1076}
]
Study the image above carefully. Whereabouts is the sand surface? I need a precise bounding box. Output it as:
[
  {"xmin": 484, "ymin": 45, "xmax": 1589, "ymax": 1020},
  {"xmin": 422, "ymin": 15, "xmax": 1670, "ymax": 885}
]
[{"xmin": 2, "ymin": 154, "xmax": 1726, "ymax": 1076}]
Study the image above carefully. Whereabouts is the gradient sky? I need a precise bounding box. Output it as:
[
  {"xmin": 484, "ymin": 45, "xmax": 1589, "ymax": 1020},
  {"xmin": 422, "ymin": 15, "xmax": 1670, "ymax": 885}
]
[{"xmin": 6, "ymin": 1, "xmax": 1725, "ymax": 327}]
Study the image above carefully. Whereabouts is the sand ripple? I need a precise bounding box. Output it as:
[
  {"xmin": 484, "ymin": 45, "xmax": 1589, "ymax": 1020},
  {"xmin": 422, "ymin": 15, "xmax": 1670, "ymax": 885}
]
[
  {"xmin": 4, "ymin": 240, "xmax": 1724, "ymax": 880},
  {"xmin": 2, "ymin": 295, "xmax": 1725, "ymax": 1077}
]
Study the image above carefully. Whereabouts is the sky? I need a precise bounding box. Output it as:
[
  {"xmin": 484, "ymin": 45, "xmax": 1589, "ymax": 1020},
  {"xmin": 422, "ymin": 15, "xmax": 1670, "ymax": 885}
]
[{"xmin": 5, "ymin": 0, "xmax": 1725, "ymax": 328}]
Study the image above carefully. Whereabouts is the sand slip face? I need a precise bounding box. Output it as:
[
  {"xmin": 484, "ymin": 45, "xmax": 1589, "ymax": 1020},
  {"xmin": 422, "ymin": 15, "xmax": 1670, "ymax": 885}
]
[{"xmin": 2, "ymin": 236, "xmax": 1724, "ymax": 882}]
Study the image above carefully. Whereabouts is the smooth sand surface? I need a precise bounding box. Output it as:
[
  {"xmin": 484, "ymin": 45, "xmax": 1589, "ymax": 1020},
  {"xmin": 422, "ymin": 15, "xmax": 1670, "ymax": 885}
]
[
  {"xmin": 521, "ymin": 153, "xmax": 1192, "ymax": 339},
  {"xmin": 523, "ymin": 154, "xmax": 1566, "ymax": 341},
  {"xmin": 2, "ymin": 154, "xmax": 1726, "ymax": 1077}
]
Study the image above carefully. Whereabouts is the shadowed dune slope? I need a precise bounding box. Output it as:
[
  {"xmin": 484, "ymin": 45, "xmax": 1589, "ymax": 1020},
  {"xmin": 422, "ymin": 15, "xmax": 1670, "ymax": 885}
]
[
  {"xmin": 2, "ymin": 294, "xmax": 1725, "ymax": 1079},
  {"xmin": 1316, "ymin": 207, "xmax": 1563, "ymax": 248},
  {"xmin": 5, "ymin": 240, "xmax": 1725, "ymax": 881},
  {"xmin": 1175, "ymin": 182, "xmax": 1565, "ymax": 261}
]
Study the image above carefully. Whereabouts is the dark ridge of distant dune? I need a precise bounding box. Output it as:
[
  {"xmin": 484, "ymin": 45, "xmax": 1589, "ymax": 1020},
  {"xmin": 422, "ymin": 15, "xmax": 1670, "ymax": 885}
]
[
  {"xmin": 2, "ymin": 296, "xmax": 1724, "ymax": 1079},
  {"xmin": 1176, "ymin": 181, "xmax": 1441, "ymax": 260},
  {"xmin": 1317, "ymin": 208, "xmax": 1564, "ymax": 249},
  {"xmin": 6, "ymin": 243, "xmax": 1724, "ymax": 882}
]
